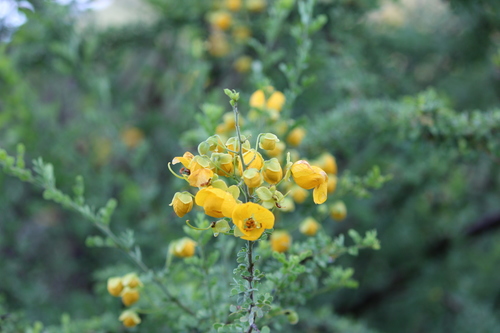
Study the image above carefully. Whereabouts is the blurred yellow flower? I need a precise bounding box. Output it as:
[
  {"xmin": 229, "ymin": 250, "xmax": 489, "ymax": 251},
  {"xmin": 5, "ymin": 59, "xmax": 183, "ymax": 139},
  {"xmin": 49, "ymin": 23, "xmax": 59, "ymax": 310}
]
[
  {"xmin": 122, "ymin": 273, "xmax": 143, "ymax": 289},
  {"xmin": 209, "ymin": 11, "xmax": 232, "ymax": 31},
  {"xmin": 171, "ymin": 237, "xmax": 197, "ymax": 258},
  {"xmin": 246, "ymin": 0, "xmax": 267, "ymax": 12},
  {"xmin": 271, "ymin": 230, "xmax": 292, "ymax": 252},
  {"xmin": 266, "ymin": 141, "xmax": 286, "ymax": 158},
  {"xmin": 233, "ymin": 55, "xmax": 252, "ymax": 73},
  {"xmin": 208, "ymin": 31, "xmax": 230, "ymax": 57},
  {"xmin": 290, "ymin": 185, "xmax": 309, "ymax": 204},
  {"xmin": 170, "ymin": 192, "xmax": 194, "ymax": 217},
  {"xmin": 232, "ymin": 26, "xmax": 252, "ymax": 43},
  {"xmin": 232, "ymin": 203, "xmax": 275, "ymax": 241},
  {"xmin": 195, "ymin": 187, "xmax": 237, "ymax": 218},
  {"xmin": 259, "ymin": 133, "xmax": 280, "ymax": 151},
  {"xmin": 121, "ymin": 127, "xmax": 144, "ymax": 149},
  {"xmin": 327, "ymin": 175, "xmax": 337, "ymax": 193},
  {"xmin": 225, "ymin": 0, "xmax": 242, "ymax": 11},
  {"xmin": 316, "ymin": 152, "xmax": 337, "ymax": 175},
  {"xmin": 266, "ymin": 91, "xmax": 286, "ymax": 111},
  {"xmin": 286, "ymin": 127, "xmax": 306, "ymax": 147},
  {"xmin": 121, "ymin": 287, "xmax": 140, "ymax": 306},
  {"xmin": 330, "ymin": 201, "xmax": 347, "ymax": 221},
  {"xmin": 299, "ymin": 217, "xmax": 320, "ymax": 236},
  {"xmin": 107, "ymin": 277, "xmax": 123, "ymax": 297},
  {"xmin": 119, "ymin": 310, "xmax": 141, "ymax": 328},
  {"xmin": 249, "ymin": 89, "xmax": 266, "ymax": 109}
]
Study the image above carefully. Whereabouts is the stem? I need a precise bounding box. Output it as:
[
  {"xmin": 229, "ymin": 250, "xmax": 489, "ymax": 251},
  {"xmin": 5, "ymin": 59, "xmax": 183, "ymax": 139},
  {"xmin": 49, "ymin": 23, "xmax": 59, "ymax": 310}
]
[
  {"xmin": 231, "ymin": 100, "xmax": 252, "ymax": 203},
  {"xmin": 246, "ymin": 240, "xmax": 257, "ymax": 333}
]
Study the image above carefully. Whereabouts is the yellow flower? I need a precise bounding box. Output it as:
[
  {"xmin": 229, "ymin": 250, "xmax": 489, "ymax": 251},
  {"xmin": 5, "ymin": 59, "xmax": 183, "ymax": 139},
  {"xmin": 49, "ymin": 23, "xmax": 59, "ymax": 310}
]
[
  {"xmin": 266, "ymin": 91, "xmax": 286, "ymax": 112},
  {"xmin": 271, "ymin": 230, "xmax": 292, "ymax": 252},
  {"xmin": 122, "ymin": 273, "xmax": 143, "ymax": 289},
  {"xmin": 232, "ymin": 203, "xmax": 275, "ymax": 241},
  {"xmin": 172, "ymin": 151, "xmax": 194, "ymax": 168},
  {"xmin": 233, "ymin": 56, "xmax": 252, "ymax": 73},
  {"xmin": 209, "ymin": 11, "xmax": 232, "ymax": 31},
  {"xmin": 121, "ymin": 127, "xmax": 145, "ymax": 149},
  {"xmin": 121, "ymin": 287, "xmax": 140, "ymax": 306},
  {"xmin": 170, "ymin": 192, "xmax": 194, "ymax": 217},
  {"xmin": 195, "ymin": 187, "xmax": 237, "ymax": 218},
  {"xmin": 119, "ymin": 310, "xmax": 141, "ymax": 328},
  {"xmin": 249, "ymin": 89, "xmax": 266, "ymax": 109},
  {"xmin": 299, "ymin": 217, "xmax": 320, "ymax": 236},
  {"xmin": 225, "ymin": 0, "xmax": 242, "ymax": 11},
  {"xmin": 171, "ymin": 237, "xmax": 197, "ymax": 258},
  {"xmin": 262, "ymin": 158, "xmax": 283, "ymax": 184},
  {"xmin": 316, "ymin": 152, "xmax": 338, "ymax": 175},
  {"xmin": 246, "ymin": 0, "xmax": 267, "ymax": 12},
  {"xmin": 107, "ymin": 277, "xmax": 123, "ymax": 297},
  {"xmin": 291, "ymin": 160, "xmax": 328, "ymax": 204},
  {"xmin": 330, "ymin": 201, "xmax": 347, "ymax": 221},
  {"xmin": 188, "ymin": 168, "xmax": 214, "ymax": 187},
  {"xmin": 243, "ymin": 168, "xmax": 264, "ymax": 188},
  {"xmin": 286, "ymin": 127, "xmax": 306, "ymax": 147},
  {"xmin": 208, "ymin": 31, "xmax": 230, "ymax": 57}
]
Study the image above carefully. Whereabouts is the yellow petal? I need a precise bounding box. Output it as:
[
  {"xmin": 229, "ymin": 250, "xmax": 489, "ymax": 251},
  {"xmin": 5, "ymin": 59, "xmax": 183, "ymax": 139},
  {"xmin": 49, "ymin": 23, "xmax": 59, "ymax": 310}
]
[{"xmin": 313, "ymin": 182, "xmax": 328, "ymax": 204}]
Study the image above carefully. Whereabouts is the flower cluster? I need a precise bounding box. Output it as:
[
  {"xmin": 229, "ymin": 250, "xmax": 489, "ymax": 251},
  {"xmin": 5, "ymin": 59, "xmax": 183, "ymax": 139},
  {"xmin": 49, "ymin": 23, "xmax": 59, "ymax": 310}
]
[
  {"xmin": 169, "ymin": 110, "xmax": 332, "ymax": 242},
  {"xmin": 107, "ymin": 273, "xmax": 143, "ymax": 327}
]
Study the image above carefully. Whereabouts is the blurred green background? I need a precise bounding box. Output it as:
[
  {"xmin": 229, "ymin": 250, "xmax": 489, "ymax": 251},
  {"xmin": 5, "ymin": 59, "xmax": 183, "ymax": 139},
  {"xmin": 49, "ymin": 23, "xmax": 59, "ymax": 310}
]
[{"xmin": 1, "ymin": 0, "xmax": 500, "ymax": 332}]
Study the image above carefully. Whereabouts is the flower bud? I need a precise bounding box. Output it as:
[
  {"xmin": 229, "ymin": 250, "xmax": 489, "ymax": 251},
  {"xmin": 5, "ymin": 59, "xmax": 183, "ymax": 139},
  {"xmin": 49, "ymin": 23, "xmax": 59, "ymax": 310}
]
[
  {"xmin": 286, "ymin": 127, "xmax": 306, "ymax": 147},
  {"xmin": 232, "ymin": 25, "xmax": 252, "ymax": 43},
  {"xmin": 330, "ymin": 201, "xmax": 347, "ymax": 221},
  {"xmin": 299, "ymin": 217, "xmax": 320, "ymax": 236},
  {"xmin": 121, "ymin": 287, "xmax": 140, "ymax": 306},
  {"xmin": 212, "ymin": 153, "xmax": 234, "ymax": 176},
  {"xmin": 198, "ymin": 141, "xmax": 211, "ymax": 156},
  {"xmin": 259, "ymin": 133, "xmax": 280, "ymax": 150},
  {"xmin": 119, "ymin": 310, "xmax": 141, "ymax": 327},
  {"xmin": 171, "ymin": 237, "xmax": 197, "ymax": 258},
  {"xmin": 170, "ymin": 192, "xmax": 194, "ymax": 217},
  {"xmin": 266, "ymin": 91, "xmax": 286, "ymax": 112},
  {"xmin": 122, "ymin": 273, "xmax": 143, "ymax": 289},
  {"xmin": 278, "ymin": 197, "xmax": 295, "ymax": 212},
  {"xmin": 271, "ymin": 230, "xmax": 292, "ymax": 252},
  {"xmin": 226, "ymin": 136, "xmax": 250, "ymax": 156},
  {"xmin": 205, "ymin": 135, "xmax": 224, "ymax": 153},
  {"xmin": 262, "ymin": 158, "xmax": 283, "ymax": 184},
  {"xmin": 266, "ymin": 141, "xmax": 286, "ymax": 158},
  {"xmin": 107, "ymin": 277, "xmax": 123, "ymax": 297},
  {"xmin": 243, "ymin": 168, "xmax": 263, "ymax": 188}
]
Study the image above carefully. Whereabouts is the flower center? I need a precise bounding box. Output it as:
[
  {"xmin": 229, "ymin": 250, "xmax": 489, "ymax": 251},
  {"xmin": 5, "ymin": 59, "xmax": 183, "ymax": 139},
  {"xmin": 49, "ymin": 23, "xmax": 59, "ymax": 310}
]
[{"xmin": 244, "ymin": 217, "xmax": 260, "ymax": 231}]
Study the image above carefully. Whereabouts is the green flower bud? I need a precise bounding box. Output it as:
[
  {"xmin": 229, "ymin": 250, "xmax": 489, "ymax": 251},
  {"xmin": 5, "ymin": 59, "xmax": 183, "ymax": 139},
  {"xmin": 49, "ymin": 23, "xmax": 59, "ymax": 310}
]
[{"xmin": 259, "ymin": 133, "xmax": 280, "ymax": 150}]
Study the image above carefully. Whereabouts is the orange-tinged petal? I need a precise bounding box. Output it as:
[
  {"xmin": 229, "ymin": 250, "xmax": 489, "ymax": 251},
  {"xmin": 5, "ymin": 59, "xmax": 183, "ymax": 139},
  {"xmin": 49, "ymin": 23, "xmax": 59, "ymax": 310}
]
[
  {"xmin": 188, "ymin": 168, "xmax": 213, "ymax": 187},
  {"xmin": 195, "ymin": 187, "xmax": 237, "ymax": 218},
  {"xmin": 172, "ymin": 152, "xmax": 194, "ymax": 168}
]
